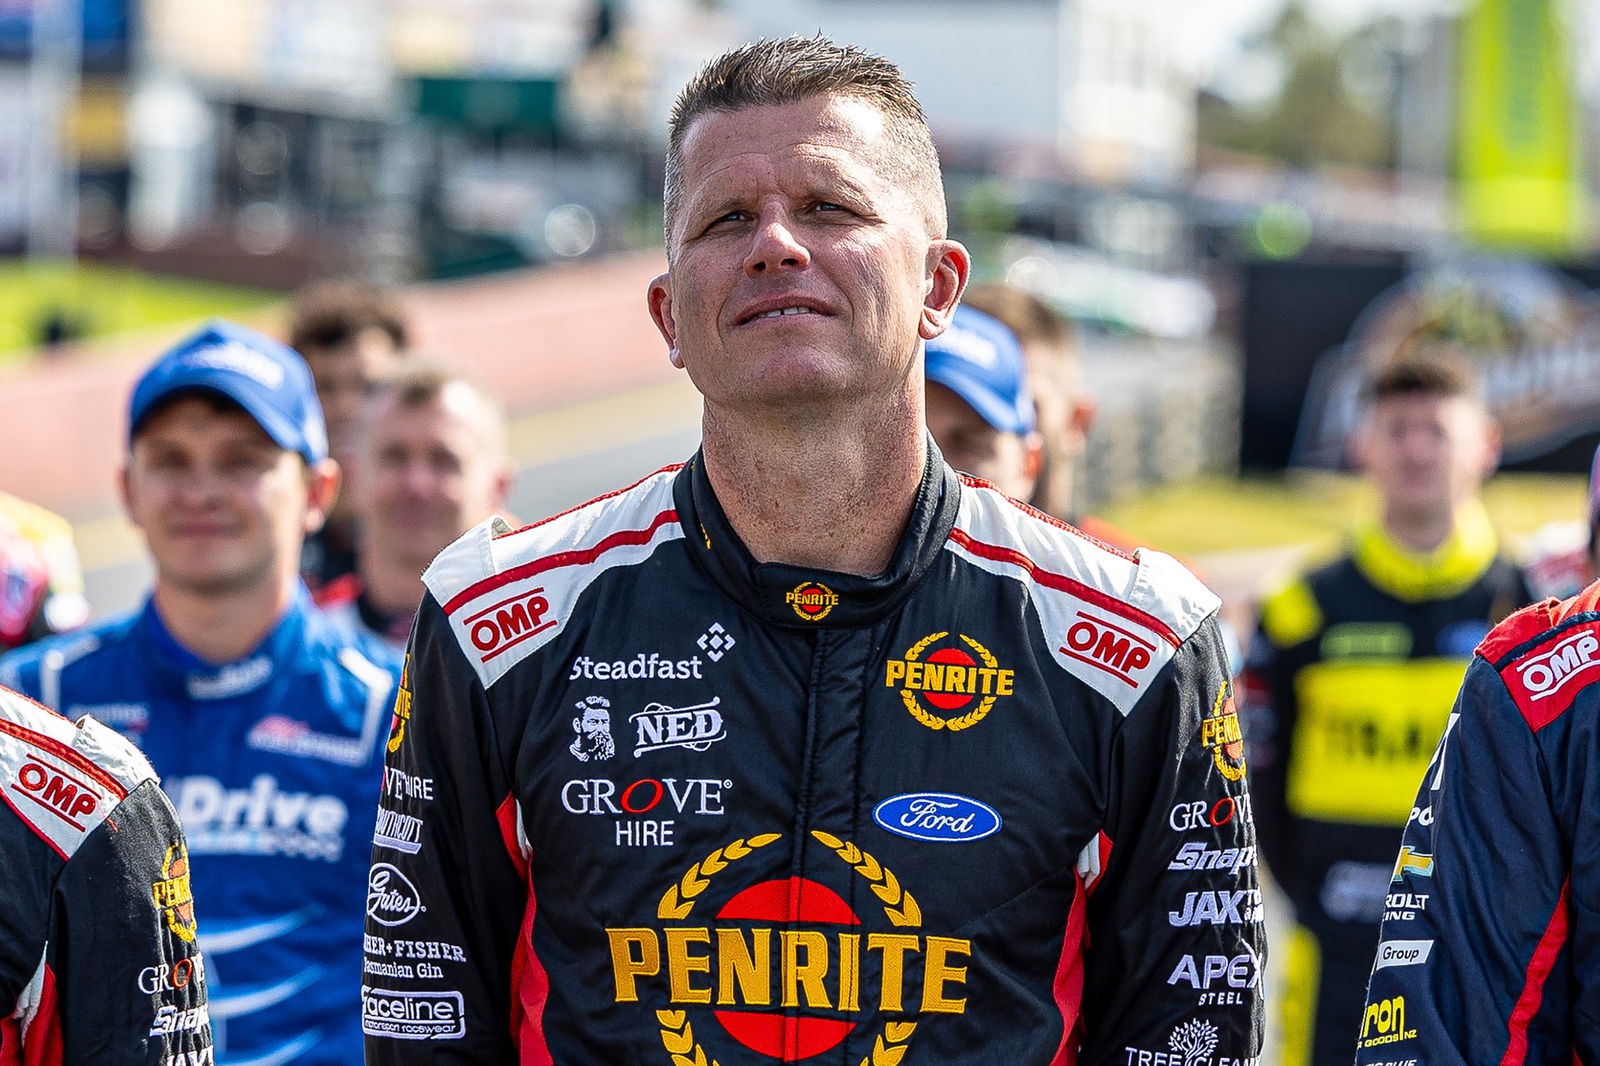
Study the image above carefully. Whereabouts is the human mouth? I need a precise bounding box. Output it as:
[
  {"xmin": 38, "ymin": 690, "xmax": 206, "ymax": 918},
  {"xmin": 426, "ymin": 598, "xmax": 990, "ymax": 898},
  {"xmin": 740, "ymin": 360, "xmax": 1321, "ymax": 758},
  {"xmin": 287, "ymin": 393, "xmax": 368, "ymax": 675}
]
[{"xmin": 753, "ymin": 306, "xmax": 818, "ymax": 319}]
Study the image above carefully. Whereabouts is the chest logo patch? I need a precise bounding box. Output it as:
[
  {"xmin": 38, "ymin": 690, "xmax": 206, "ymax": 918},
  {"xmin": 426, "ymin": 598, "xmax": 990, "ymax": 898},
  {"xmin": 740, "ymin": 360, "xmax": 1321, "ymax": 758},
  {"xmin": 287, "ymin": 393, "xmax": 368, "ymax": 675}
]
[
  {"xmin": 1201, "ymin": 682, "xmax": 1247, "ymax": 781},
  {"xmin": 153, "ymin": 842, "xmax": 198, "ymax": 942},
  {"xmin": 885, "ymin": 632, "xmax": 1014, "ymax": 731},
  {"xmin": 571, "ymin": 696, "xmax": 617, "ymax": 762},
  {"xmin": 873, "ymin": 793, "xmax": 1001, "ymax": 843},
  {"xmin": 786, "ymin": 582, "xmax": 838, "ymax": 622}
]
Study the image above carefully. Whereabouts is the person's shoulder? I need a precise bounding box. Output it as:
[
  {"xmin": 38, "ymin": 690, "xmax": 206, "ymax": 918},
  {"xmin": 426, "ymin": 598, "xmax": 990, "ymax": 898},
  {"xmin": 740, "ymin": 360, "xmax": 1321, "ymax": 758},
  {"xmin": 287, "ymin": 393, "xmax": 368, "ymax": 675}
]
[
  {"xmin": 422, "ymin": 466, "xmax": 686, "ymax": 686},
  {"xmin": 1472, "ymin": 582, "xmax": 1600, "ymax": 734},
  {"xmin": 0, "ymin": 612, "xmax": 136, "ymax": 691},
  {"xmin": 951, "ymin": 478, "xmax": 1221, "ymax": 711},
  {"xmin": 0, "ymin": 684, "xmax": 159, "ymax": 859},
  {"xmin": 302, "ymin": 598, "xmax": 404, "ymax": 684}
]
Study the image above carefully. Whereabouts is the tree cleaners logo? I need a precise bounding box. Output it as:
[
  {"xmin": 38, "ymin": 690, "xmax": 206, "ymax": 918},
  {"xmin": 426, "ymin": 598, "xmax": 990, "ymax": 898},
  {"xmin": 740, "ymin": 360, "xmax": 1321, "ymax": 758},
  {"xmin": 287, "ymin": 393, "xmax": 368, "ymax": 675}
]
[
  {"xmin": 607, "ymin": 831, "xmax": 971, "ymax": 1065},
  {"xmin": 153, "ymin": 842, "xmax": 197, "ymax": 943},
  {"xmin": 786, "ymin": 582, "xmax": 839, "ymax": 622},
  {"xmin": 886, "ymin": 632, "xmax": 1014, "ymax": 731},
  {"xmin": 1201, "ymin": 682, "xmax": 1247, "ymax": 781}
]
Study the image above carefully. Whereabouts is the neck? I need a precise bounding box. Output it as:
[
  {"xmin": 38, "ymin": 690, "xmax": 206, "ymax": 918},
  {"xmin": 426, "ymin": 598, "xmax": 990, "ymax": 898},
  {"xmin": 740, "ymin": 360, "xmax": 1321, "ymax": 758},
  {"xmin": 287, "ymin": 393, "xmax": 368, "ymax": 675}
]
[
  {"xmin": 153, "ymin": 573, "xmax": 297, "ymax": 664},
  {"xmin": 1382, "ymin": 503, "xmax": 1459, "ymax": 554},
  {"xmin": 359, "ymin": 546, "xmax": 428, "ymax": 618},
  {"xmin": 700, "ymin": 397, "xmax": 926, "ymax": 576}
]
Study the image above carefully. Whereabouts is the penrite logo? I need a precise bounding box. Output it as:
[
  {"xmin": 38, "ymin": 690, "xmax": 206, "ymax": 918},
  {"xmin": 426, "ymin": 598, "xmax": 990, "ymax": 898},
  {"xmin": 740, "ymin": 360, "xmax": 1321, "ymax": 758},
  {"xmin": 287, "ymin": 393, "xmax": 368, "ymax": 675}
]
[
  {"xmin": 630, "ymin": 697, "xmax": 726, "ymax": 756},
  {"xmin": 1391, "ymin": 847, "xmax": 1434, "ymax": 883},
  {"xmin": 11, "ymin": 755, "xmax": 103, "ymax": 828},
  {"xmin": 1200, "ymin": 682, "xmax": 1246, "ymax": 781},
  {"xmin": 1058, "ymin": 610, "xmax": 1157, "ymax": 688},
  {"xmin": 1512, "ymin": 629, "xmax": 1600, "ymax": 703},
  {"xmin": 464, "ymin": 586, "xmax": 556, "ymax": 663},
  {"xmin": 386, "ymin": 657, "xmax": 412, "ymax": 755},
  {"xmin": 607, "ymin": 830, "xmax": 970, "ymax": 1065},
  {"xmin": 153, "ymin": 842, "xmax": 198, "ymax": 943},
  {"xmin": 786, "ymin": 582, "xmax": 838, "ymax": 622},
  {"xmin": 885, "ymin": 632, "xmax": 1014, "ymax": 732}
]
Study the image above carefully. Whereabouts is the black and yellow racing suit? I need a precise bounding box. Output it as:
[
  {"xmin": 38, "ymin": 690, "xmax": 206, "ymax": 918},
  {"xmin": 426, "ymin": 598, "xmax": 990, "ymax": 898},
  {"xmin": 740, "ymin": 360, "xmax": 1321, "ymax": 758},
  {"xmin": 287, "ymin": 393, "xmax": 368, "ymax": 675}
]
[{"xmin": 1241, "ymin": 501, "xmax": 1531, "ymax": 1066}]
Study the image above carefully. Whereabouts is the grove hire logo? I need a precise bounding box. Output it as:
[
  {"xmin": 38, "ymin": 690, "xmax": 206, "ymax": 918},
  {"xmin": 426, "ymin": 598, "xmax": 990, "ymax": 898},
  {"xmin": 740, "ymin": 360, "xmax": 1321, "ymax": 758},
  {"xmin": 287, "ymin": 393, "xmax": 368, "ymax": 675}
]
[
  {"xmin": 607, "ymin": 830, "xmax": 971, "ymax": 1065},
  {"xmin": 886, "ymin": 632, "xmax": 1014, "ymax": 731},
  {"xmin": 786, "ymin": 582, "xmax": 839, "ymax": 622}
]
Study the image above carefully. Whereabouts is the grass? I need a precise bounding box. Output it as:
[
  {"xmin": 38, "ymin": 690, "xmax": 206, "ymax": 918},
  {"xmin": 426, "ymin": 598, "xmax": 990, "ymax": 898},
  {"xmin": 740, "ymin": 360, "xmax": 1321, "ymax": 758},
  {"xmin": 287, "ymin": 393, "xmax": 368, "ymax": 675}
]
[{"xmin": 0, "ymin": 259, "xmax": 278, "ymax": 363}]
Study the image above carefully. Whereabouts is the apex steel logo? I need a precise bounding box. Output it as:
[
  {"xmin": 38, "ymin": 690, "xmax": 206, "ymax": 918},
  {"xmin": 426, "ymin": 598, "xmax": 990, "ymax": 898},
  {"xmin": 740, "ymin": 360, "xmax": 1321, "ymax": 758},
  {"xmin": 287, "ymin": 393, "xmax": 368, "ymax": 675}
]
[
  {"xmin": 1200, "ymin": 682, "xmax": 1246, "ymax": 781},
  {"xmin": 153, "ymin": 842, "xmax": 197, "ymax": 943},
  {"xmin": 886, "ymin": 632, "xmax": 1014, "ymax": 732},
  {"xmin": 786, "ymin": 582, "xmax": 838, "ymax": 622},
  {"xmin": 606, "ymin": 830, "xmax": 970, "ymax": 1065}
]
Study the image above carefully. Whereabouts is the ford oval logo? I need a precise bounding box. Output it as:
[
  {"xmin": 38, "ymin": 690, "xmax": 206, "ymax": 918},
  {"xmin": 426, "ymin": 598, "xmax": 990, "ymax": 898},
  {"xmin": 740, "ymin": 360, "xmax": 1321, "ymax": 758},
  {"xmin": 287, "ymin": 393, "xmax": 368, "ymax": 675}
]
[
  {"xmin": 872, "ymin": 792, "xmax": 1001, "ymax": 843},
  {"xmin": 367, "ymin": 863, "xmax": 427, "ymax": 927}
]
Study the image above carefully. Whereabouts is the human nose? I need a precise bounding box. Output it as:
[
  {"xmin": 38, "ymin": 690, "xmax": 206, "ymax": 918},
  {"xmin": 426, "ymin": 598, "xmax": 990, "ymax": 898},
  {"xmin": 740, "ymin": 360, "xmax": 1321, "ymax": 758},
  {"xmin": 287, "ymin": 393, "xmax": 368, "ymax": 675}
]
[{"xmin": 743, "ymin": 212, "xmax": 811, "ymax": 275}]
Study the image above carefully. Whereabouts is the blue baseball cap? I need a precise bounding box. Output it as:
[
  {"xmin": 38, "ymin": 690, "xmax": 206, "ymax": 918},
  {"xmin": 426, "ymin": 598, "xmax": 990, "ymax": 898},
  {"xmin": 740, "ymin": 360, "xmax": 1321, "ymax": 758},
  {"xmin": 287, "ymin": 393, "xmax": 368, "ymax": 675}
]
[
  {"xmin": 129, "ymin": 320, "xmax": 328, "ymax": 464},
  {"xmin": 924, "ymin": 305, "xmax": 1036, "ymax": 436}
]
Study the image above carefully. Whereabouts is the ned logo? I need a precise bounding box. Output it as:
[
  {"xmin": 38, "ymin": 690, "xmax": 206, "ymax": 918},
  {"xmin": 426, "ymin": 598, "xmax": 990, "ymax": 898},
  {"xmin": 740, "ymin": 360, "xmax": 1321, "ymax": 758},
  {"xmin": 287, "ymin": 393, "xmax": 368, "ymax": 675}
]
[
  {"xmin": 631, "ymin": 697, "xmax": 726, "ymax": 756},
  {"xmin": 571, "ymin": 696, "xmax": 616, "ymax": 763}
]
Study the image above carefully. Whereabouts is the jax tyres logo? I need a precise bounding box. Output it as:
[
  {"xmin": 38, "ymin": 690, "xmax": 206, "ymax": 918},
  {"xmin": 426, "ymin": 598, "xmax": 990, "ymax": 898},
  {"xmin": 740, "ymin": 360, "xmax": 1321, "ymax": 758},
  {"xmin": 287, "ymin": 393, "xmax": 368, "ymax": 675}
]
[
  {"xmin": 786, "ymin": 582, "xmax": 839, "ymax": 622},
  {"xmin": 387, "ymin": 657, "xmax": 412, "ymax": 755},
  {"xmin": 608, "ymin": 831, "xmax": 970, "ymax": 1065},
  {"xmin": 153, "ymin": 842, "xmax": 197, "ymax": 943},
  {"xmin": 1200, "ymin": 682, "xmax": 1246, "ymax": 781},
  {"xmin": 886, "ymin": 632, "xmax": 1014, "ymax": 732}
]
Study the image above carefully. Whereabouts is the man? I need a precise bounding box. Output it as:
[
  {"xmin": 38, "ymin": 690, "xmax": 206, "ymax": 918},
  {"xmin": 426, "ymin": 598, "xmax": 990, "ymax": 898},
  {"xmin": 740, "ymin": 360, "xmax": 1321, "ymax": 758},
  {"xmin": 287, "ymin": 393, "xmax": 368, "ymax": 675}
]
[
  {"xmin": 366, "ymin": 36, "xmax": 1261, "ymax": 1064},
  {"xmin": 0, "ymin": 491, "xmax": 90, "ymax": 651},
  {"xmin": 922, "ymin": 303, "xmax": 1043, "ymax": 501},
  {"xmin": 1243, "ymin": 356, "xmax": 1531, "ymax": 1066},
  {"xmin": 1355, "ymin": 585, "xmax": 1598, "ymax": 1063},
  {"xmin": 961, "ymin": 283, "xmax": 1095, "ymax": 521},
  {"xmin": 0, "ymin": 320, "xmax": 402, "ymax": 1066},
  {"xmin": 316, "ymin": 362, "xmax": 512, "ymax": 646},
  {"xmin": 287, "ymin": 280, "xmax": 411, "ymax": 591},
  {"xmin": 1, "ymin": 684, "xmax": 212, "ymax": 1063},
  {"xmin": 1523, "ymin": 440, "xmax": 1600, "ymax": 601}
]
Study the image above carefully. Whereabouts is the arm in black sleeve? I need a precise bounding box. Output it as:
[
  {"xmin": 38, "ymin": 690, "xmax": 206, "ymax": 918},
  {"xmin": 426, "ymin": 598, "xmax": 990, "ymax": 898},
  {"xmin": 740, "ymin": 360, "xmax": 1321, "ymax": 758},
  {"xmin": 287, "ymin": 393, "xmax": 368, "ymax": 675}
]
[
  {"xmin": 363, "ymin": 595, "xmax": 529, "ymax": 1062},
  {"xmin": 1080, "ymin": 614, "xmax": 1266, "ymax": 1063}
]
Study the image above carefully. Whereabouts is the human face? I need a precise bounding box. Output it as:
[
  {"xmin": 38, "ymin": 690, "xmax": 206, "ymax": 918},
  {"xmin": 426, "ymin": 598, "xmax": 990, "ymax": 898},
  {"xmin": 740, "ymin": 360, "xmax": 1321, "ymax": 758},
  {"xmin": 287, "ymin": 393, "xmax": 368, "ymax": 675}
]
[
  {"xmin": 1356, "ymin": 393, "xmax": 1498, "ymax": 523},
  {"xmin": 924, "ymin": 382, "xmax": 1039, "ymax": 500},
  {"xmin": 648, "ymin": 95, "xmax": 967, "ymax": 414},
  {"xmin": 304, "ymin": 328, "xmax": 404, "ymax": 467},
  {"xmin": 352, "ymin": 385, "xmax": 508, "ymax": 569},
  {"xmin": 123, "ymin": 397, "xmax": 320, "ymax": 598}
]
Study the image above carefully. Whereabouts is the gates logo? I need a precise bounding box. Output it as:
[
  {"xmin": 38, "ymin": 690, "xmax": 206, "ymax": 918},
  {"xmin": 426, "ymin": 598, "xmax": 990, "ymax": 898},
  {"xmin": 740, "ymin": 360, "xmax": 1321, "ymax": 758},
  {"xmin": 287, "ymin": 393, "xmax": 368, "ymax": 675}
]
[
  {"xmin": 464, "ymin": 587, "xmax": 556, "ymax": 663},
  {"xmin": 153, "ymin": 842, "xmax": 197, "ymax": 943},
  {"xmin": 885, "ymin": 632, "xmax": 1014, "ymax": 732},
  {"xmin": 1058, "ymin": 610, "xmax": 1157, "ymax": 689},
  {"xmin": 1509, "ymin": 629, "xmax": 1600, "ymax": 705},
  {"xmin": 11, "ymin": 755, "xmax": 102, "ymax": 829},
  {"xmin": 786, "ymin": 583, "xmax": 838, "ymax": 622},
  {"xmin": 1200, "ymin": 682, "xmax": 1247, "ymax": 781},
  {"xmin": 607, "ymin": 830, "xmax": 970, "ymax": 1065},
  {"xmin": 368, "ymin": 863, "xmax": 427, "ymax": 928}
]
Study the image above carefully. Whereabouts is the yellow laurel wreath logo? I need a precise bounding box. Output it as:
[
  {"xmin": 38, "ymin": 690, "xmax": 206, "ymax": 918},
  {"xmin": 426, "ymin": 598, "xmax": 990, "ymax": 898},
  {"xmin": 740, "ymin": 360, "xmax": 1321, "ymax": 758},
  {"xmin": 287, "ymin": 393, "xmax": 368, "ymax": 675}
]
[{"xmin": 898, "ymin": 632, "xmax": 1000, "ymax": 732}]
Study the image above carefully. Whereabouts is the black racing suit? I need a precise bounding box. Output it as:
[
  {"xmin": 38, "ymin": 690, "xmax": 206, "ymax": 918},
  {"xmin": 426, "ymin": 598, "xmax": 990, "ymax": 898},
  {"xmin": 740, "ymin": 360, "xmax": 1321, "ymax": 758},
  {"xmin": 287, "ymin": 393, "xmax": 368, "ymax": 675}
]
[
  {"xmin": 365, "ymin": 448, "xmax": 1265, "ymax": 1065},
  {"xmin": 1357, "ymin": 583, "xmax": 1600, "ymax": 1065},
  {"xmin": 0, "ymin": 685, "xmax": 212, "ymax": 1063},
  {"xmin": 1241, "ymin": 504, "xmax": 1530, "ymax": 1066}
]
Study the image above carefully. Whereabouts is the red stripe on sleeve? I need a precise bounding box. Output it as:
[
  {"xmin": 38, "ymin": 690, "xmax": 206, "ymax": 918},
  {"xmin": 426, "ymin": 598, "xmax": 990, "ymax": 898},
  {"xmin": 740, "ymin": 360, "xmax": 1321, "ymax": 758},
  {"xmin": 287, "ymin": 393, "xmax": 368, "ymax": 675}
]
[
  {"xmin": 1048, "ymin": 875, "xmax": 1088, "ymax": 1066},
  {"xmin": 1499, "ymin": 878, "xmax": 1571, "ymax": 1066},
  {"xmin": 497, "ymin": 794, "xmax": 550, "ymax": 1064},
  {"xmin": 20, "ymin": 964, "xmax": 61, "ymax": 1066}
]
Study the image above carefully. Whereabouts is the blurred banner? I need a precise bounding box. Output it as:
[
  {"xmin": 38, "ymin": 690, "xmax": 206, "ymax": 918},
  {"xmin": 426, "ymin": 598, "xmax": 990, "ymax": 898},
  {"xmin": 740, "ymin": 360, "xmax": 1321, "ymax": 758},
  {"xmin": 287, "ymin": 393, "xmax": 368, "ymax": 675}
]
[{"xmin": 1457, "ymin": 0, "xmax": 1585, "ymax": 252}]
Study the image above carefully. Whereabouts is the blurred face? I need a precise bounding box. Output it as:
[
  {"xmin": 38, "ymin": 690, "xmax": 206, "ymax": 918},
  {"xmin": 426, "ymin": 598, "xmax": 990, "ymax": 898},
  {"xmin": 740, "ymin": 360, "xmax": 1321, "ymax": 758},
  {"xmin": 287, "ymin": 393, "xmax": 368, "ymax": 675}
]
[
  {"xmin": 353, "ymin": 385, "xmax": 508, "ymax": 569},
  {"xmin": 1355, "ymin": 392, "xmax": 1498, "ymax": 522},
  {"xmin": 123, "ymin": 397, "xmax": 322, "ymax": 598},
  {"xmin": 304, "ymin": 328, "xmax": 404, "ymax": 467},
  {"xmin": 648, "ymin": 95, "xmax": 967, "ymax": 414},
  {"xmin": 924, "ymin": 382, "xmax": 1039, "ymax": 500}
]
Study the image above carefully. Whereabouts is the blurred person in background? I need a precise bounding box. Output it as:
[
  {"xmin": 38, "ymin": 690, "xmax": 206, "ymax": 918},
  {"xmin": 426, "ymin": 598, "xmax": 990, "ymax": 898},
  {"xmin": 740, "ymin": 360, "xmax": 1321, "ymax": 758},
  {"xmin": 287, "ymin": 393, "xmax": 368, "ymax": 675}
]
[
  {"xmin": 316, "ymin": 362, "xmax": 513, "ymax": 646},
  {"xmin": 0, "ymin": 684, "xmax": 212, "ymax": 1064},
  {"xmin": 0, "ymin": 321, "xmax": 402, "ymax": 1066},
  {"xmin": 961, "ymin": 283, "xmax": 1095, "ymax": 521},
  {"xmin": 0, "ymin": 491, "xmax": 90, "ymax": 651},
  {"xmin": 287, "ymin": 280, "xmax": 411, "ymax": 592},
  {"xmin": 1242, "ymin": 355, "xmax": 1532, "ymax": 1066},
  {"xmin": 1523, "ymin": 441, "xmax": 1600, "ymax": 601},
  {"xmin": 922, "ymin": 303, "xmax": 1043, "ymax": 500}
]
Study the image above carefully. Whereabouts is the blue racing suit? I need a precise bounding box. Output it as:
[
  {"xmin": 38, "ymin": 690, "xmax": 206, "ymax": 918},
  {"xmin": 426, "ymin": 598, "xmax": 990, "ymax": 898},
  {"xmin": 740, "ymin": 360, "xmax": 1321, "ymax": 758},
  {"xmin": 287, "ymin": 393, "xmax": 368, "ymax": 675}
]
[{"xmin": 0, "ymin": 587, "xmax": 402, "ymax": 1066}]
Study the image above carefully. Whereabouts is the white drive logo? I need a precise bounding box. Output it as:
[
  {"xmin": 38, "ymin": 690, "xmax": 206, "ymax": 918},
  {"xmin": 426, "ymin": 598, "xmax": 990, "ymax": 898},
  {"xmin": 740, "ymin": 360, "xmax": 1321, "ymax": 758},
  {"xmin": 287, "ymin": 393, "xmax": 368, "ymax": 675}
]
[{"xmin": 1374, "ymin": 939, "xmax": 1434, "ymax": 969}]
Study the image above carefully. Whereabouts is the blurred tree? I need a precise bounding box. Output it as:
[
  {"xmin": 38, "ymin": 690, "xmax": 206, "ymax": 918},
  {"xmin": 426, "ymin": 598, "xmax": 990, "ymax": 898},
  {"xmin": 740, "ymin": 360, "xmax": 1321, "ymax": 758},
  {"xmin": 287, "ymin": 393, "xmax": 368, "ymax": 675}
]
[{"xmin": 1200, "ymin": 1, "xmax": 1404, "ymax": 171}]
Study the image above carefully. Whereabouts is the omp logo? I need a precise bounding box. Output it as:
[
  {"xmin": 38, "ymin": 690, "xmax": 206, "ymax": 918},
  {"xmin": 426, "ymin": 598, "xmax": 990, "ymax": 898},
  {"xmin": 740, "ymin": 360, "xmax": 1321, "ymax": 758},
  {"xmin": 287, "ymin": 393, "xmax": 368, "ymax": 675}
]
[
  {"xmin": 886, "ymin": 632, "xmax": 1014, "ymax": 732},
  {"xmin": 1391, "ymin": 847, "xmax": 1434, "ymax": 882},
  {"xmin": 1515, "ymin": 630, "xmax": 1600, "ymax": 701},
  {"xmin": 465, "ymin": 587, "xmax": 555, "ymax": 662},
  {"xmin": 1058, "ymin": 610, "xmax": 1156, "ymax": 688},
  {"xmin": 11, "ymin": 756, "xmax": 102, "ymax": 828},
  {"xmin": 1360, "ymin": 995, "xmax": 1417, "ymax": 1048},
  {"xmin": 786, "ymin": 582, "xmax": 838, "ymax": 622},
  {"xmin": 368, "ymin": 863, "xmax": 427, "ymax": 927},
  {"xmin": 361, "ymin": 987, "xmax": 466, "ymax": 1040},
  {"xmin": 153, "ymin": 843, "xmax": 197, "ymax": 942},
  {"xmin": 1200, "ymin": 683, "xmax": 1246, "ymax": 781},
  {"xmin": 607, "ymin": 830, "xmax": 970, "ymax": 1065}
]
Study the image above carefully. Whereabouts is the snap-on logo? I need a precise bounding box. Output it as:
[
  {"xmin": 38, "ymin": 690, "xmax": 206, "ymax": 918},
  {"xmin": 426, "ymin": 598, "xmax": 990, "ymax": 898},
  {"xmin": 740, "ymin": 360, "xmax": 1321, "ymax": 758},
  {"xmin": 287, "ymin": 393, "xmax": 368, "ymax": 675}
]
[
  {"xmin": 1058, "ymin": 610, "xmax": 1156, "ymax": 688},
  {"xmin": 11, "ymin": 756, "xmax": 102, "ymax": 828},
  {"xmin": 465, "ymin": 587, "xmax": 555, "ymax": 662},
  {"xmin": 1513, "ymin": 630, "xmax": 1600, "ymax": 702},
  {"xmin": 872, "ymin": 793, "xmax": 1001, "ymax": 843}
]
